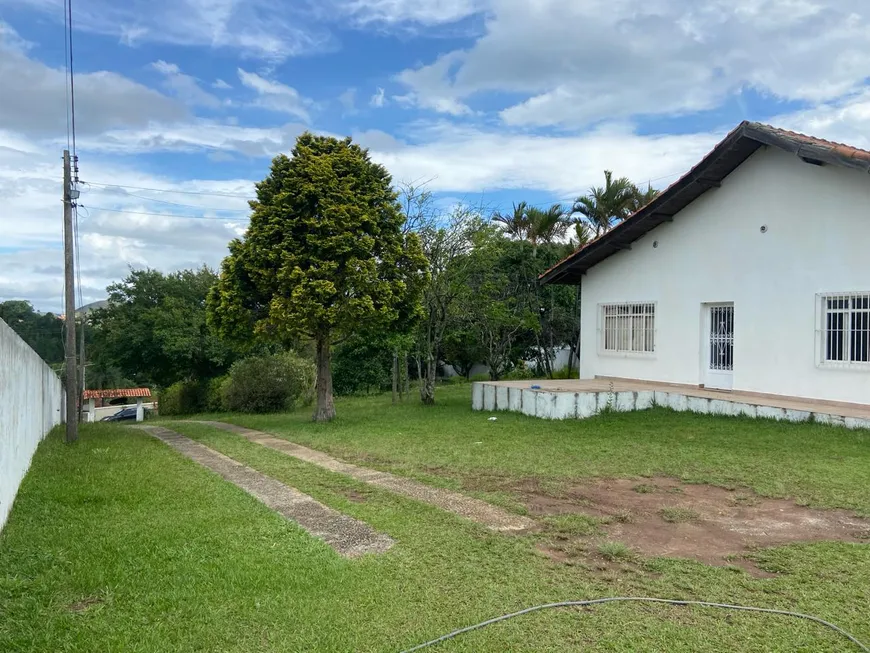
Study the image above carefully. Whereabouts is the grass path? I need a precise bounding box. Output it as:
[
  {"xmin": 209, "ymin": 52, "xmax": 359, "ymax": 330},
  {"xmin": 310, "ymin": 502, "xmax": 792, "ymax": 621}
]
[
  {"xmin": 193, "ymin": 420, "xmax": 534, "ymax": 532},
  {"xmin": 141, "ymin": 425, "xmax": 394, "ymax": 556},
  {"xmin": 2, "ymin": 388, "xmax": 869, "ymax": 651}
]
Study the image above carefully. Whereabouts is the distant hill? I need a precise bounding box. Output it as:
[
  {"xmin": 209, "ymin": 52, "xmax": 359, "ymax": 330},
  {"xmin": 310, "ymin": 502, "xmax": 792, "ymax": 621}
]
[{"xmin": 76, "ymin": 300, "xmax": 108, "ymax": 316}]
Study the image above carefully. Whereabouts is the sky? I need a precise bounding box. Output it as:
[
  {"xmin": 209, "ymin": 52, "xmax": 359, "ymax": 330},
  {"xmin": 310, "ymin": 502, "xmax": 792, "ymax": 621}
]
[{"xmin": 3, "ymin": 0, "xmax": 870, "ymax": 311}]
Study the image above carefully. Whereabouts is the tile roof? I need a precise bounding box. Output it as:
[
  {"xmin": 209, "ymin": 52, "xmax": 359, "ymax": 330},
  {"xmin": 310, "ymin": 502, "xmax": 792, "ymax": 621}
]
[
  {"xmin": 83, "ymin": 388, "xmax": 152, "ymax": 399},
  {"xmin": 540, "ymin": 121, "xmax": 870, "ymax": 285}
]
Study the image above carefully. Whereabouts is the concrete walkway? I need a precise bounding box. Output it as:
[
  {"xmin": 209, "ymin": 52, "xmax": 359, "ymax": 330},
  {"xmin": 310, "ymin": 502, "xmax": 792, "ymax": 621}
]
[
  {"xmin": 139, "ymin": 426, "xmax": 394, "ymax": 558},
  {"xmin": 192, "ymin": 421, "xmax": 535, "ymax": 533}
]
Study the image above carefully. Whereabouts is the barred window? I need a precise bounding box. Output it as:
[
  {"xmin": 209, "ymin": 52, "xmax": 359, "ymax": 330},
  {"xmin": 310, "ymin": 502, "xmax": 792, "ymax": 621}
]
[
  {"xmin": 822, "ymin": 293, "xmax": 870, "ymax": 364},
  {"xmin": 602, "ymin": 303, "xmax": 655, "ymax": 353}
]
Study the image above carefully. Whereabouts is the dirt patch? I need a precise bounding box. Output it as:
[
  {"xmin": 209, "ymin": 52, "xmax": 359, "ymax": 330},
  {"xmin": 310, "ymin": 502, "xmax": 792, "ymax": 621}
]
[
  {"xmin": 516, "ymin": 477, "xmax": 868, "ymax": 574},
  {"xmin": 345, "ymin": 490, "xmax": 368, "ymax": 503},
  {"xmin": 68, "ymin": 596, "xmax": 103, "ymax": 613}
]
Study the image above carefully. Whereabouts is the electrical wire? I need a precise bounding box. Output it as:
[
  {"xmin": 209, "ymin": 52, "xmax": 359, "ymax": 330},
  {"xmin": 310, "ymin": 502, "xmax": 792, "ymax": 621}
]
[
  {"xmin": 85, "ymin": 188, "xmax": 248, "ymax": 212},
  {"xmin": 399, "ymin": 597, "xmax": 870, "ymax": 652},
  {"xmin": 79, "ymin": 205, "xmax": 250, "ymax": 221},
  {"xmin": 82, "ymin": 180, "xmax": 253, "ymax": 199}
]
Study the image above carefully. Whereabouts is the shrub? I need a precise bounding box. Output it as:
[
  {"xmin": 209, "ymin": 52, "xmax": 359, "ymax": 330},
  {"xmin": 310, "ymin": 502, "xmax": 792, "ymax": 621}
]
[
  {"xmin": 549, "ymin": 366, "xmax": 578, "ymax": 380},
  {"xmin": 469, "ymin": 373, "xmax": 491, "ymax": 383},
  {"xmin": 502, "ymin": 365, "xmax": 534, "ymax": 381},
  {"xmin": 332, "ymin": 337, "xmax": 393, "ymax": 396},
  {"xmin": 223, "ymin": 352, "xmax": 315, "ymax": 413},
  {"xmin": 159, "ymin": 381, "xmax": 206, "ymax": 416},
  {"xmin": 204, "ymin": 375, "xmax": 228, "ymax": 412}
]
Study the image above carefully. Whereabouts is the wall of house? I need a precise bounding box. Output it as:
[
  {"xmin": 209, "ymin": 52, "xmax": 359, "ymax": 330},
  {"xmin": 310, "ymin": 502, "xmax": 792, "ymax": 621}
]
[
  {"xmin": 0, "ymin": 318, "xmax": 64, "ymax": 531},
  {"xmin": 579, "ymin": 146, "xmax": 870, "ymax": 404}
]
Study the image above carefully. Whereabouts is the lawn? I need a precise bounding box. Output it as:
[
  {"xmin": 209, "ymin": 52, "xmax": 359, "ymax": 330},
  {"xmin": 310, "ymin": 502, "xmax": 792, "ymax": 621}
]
[{"xmin": 1, "ymin": 384, "xmax": 869, "ymax": 652}]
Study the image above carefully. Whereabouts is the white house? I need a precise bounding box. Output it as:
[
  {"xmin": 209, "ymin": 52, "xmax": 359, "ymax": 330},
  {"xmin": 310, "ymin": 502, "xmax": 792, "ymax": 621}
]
[{"xmin": 540, "ymin": 121, "xmax": 870, "ymax": 406}]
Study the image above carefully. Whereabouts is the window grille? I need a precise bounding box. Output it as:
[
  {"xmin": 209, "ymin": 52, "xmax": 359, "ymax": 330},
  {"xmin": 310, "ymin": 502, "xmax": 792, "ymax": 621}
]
[
  {"xmin": 602, "ymin": 303, "xmax": 655, "ymax": 353},
  {"xmin": 822, "ymin": 293, "xmax": 870, "ymax": 365}
]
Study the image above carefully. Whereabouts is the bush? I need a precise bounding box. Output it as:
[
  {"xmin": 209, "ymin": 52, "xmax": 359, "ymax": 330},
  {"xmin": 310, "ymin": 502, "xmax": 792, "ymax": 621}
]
[
  {"xmin": 204, "ymin": 375, "xmax": 228, "ymax": 412},
  {"xmin": 549, "ymin": 366, "xmax": 577, "ymax": 380},
  {"xmin": 159, "ymin": 380, "xmax": 207, "ymax": 416},
  {"xmin": 223, "ymin": 352, "xmax": 315, "ymax": 413},
  {"xmin": 332, "ymin": 337, "xmax": 392, "ymax": 396},
  {"xmin": 469, "ymin": 373, "xmax": 491, "ymax": 382},
  {"xmin": 502, "ymin": 364, "xmax": 535, "ymax": 381}
]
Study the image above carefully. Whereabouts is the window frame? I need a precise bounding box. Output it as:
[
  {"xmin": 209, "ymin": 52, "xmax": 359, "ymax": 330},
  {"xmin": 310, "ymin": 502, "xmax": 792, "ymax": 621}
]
[
  {"xmin": 816, "ymin": 292, "xmax": 870, "ymax": 370},
  {"xmin": 597, "ymin": 301, "xmax": 657, "ymax": 358}
]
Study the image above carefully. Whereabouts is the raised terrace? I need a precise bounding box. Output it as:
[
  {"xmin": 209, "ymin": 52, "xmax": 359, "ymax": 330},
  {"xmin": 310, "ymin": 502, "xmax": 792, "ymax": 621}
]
[{"xmin": 472, "ymin": 378, "xmax": 870, "ymax": 429}]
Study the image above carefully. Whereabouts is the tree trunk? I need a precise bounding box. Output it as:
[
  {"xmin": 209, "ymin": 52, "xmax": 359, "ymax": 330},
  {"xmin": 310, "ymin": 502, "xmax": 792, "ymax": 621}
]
[
  {"xmin": 313, "ymin": 336, "xmax": 336, "ymax": 422},
  {"xmin": 403, "ymin": 353, "xmax": 410, "ymax": 399},
  {"xmin": 392, "ymin": 351, "xmax": 399, "ymax": 405},
  {"xmin": 420, "ymin": 357, "xmax": 436, "ymax": 405}
]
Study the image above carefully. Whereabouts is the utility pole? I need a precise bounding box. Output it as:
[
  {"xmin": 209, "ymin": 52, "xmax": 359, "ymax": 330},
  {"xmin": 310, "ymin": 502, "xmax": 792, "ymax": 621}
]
[{"xmin": 63, "ymin": 149, "xmax": 78, "ymax": 443}]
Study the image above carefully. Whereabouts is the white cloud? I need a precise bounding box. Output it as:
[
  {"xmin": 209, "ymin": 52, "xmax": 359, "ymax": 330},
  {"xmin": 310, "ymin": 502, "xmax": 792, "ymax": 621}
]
[
  {"xmin": 397, "ymin": 0, "xmax": 870, "ymax": 127},
  {"xmin": 338, "ymin": 87, "xmax": 357, "ymax": 114},
  {"xmin": 237, "ymin": 68, "xmax": 312, "ymax": 121},
  {"xmin": 0, "ymin": 131, "xmax": 253, "ymax": 309},
  {"xmin": 151, "ymin": 60, "xmax": 221, "ymax": 108},
  {"xmin": 0, "ymin": 25, "xmax": 185, "ymax": 136},
  {"xmin": 361, "ymin": 121, "xmax": 722, "ymax": 197},
  {"xmin": 212, "ymin": 78, "xmax": 232, "ymax": 90},
  {"xmin": 335, "ymin": 0, "xmax": 486, "ymax": 26},
  {"xmin": 370, "ymin": 87, "xmax": 388, "ymax": 108},
  {"xmin": 7, "ymin": 0, "xmax": 331, "ymax": 61}
]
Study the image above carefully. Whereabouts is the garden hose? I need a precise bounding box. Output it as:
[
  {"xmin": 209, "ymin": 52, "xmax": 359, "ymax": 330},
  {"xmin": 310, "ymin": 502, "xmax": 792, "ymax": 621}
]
[{"xmin": 399, "ymin": 597, "xmax": 870, "ymax": 652}]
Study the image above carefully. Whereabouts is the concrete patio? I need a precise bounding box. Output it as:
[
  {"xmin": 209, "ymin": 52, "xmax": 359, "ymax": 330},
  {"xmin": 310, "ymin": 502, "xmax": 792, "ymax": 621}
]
[{"xmin": 472, "ymin": 378, "xmax": 870, "ymax": 429}]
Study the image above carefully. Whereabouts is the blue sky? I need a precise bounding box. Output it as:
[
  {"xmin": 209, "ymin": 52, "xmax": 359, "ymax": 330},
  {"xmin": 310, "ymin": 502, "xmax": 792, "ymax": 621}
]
[{"xmin": 3, "ymin": 0, "xmax": 870, "ymax": 310}]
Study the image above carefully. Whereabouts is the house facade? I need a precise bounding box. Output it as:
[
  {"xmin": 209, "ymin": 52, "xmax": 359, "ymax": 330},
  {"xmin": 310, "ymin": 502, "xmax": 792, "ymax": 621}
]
[{"xmin": 541, "ymin": 122, "xmax": 870, "ymax": 406}]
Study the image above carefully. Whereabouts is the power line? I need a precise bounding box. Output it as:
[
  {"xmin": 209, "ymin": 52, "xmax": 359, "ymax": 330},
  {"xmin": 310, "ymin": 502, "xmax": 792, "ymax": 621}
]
[
  {"xmin": 85, "ymin": 188, "xmax": 249, "ymax": 212},
  {"xmin": 80, "ymin": 205, "xmax": 250, "ymax": 221},
  {"xmin": 82, "ymin": 180, "xmax": 253, "ymax": 199}
]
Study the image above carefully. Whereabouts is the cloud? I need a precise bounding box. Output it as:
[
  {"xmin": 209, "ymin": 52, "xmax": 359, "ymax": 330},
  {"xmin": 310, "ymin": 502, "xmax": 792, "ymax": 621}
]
[
  {"xmin": 0, "ymin": 24, "xmax": 185, "ymax": 136},
  {"xmin": 331, "ymin": 0, "xmax": 486, "ymax": 26},
  {"xmin": 79, "ymin": 121, "xmax": 309, "ymax": 156},
  {"xmin": 0, "ymin": 132, "xmax": 253, "ymax": 309},
  {"xmin": 151, "ymin": 60, "xmax": 221, "ymax": 108},
  {"xmin": 362, "ymin": 121, "xmax": 722, "ymax": 196},
  {"xmin": 237, "ymin": 68, "xmax": 312, "ymax": 121},
  {"xmin": 338, "ymin": 88, "xmax": 357, "ymax": 114},
  {"xmin": 212, "ymin": 79, "xmax": 232, "ymax": 90},
  {"xmin": 7, "ymin": 0, "xmax": 331, "ymax": 61},
  {"xmin": 397, "ymin": 0, "xmax": 870, "ymax": 127},
  {"xmin": 370, "ymin": 87, "xmax": 387, "ymax": 108}
]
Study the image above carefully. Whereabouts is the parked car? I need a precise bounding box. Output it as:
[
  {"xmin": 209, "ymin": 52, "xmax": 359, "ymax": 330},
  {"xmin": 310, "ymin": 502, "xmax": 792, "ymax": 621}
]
[{"xmin": 101, "ymin": 407, "xmax": 148, "ymax": 422}]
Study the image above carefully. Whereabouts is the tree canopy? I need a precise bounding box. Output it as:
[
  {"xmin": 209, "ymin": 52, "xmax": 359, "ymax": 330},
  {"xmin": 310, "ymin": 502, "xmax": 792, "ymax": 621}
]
[
  {"xmin": 208, "ymin": 132, "xmax": 428, "ymax": 421},
  {"xmin": 90, "ymin": 267, "xmax": 234, "ymax": 388}
]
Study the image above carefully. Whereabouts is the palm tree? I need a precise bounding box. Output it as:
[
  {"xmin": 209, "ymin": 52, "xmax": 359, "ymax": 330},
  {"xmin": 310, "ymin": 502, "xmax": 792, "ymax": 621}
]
[
  {"xmin": 571, "ymin": 170, "xmax": 636, "ymax": 237},
  {"xmin": 492, "ymin": 201, "xmax": 531, "ymax": 241},
  {"xmin": 628, "ymin": 182, "xmax": 661, "ymax": 214},
  {"xmin": 526, "ymin": 204, "xmax": 569, "ymax": 246}
]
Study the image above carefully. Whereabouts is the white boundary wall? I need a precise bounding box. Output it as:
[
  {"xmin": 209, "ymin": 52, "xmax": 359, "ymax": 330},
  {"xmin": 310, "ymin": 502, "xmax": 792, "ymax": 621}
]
[
  {"xmin": 471, "ymin": 382, "xmax": 870, "ymax": 429},
  {"xmin": 0, "ymin": 318, "xmax": 63, "ymax": 531}
]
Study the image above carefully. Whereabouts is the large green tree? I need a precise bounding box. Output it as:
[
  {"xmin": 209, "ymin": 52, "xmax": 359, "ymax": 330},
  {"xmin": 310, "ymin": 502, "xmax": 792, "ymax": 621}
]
[
  {"xmin": 208, "ymin": 133, "xmax": 428, "ymax": 421},
  {"xmin": 0, "ymin": 300, "xmax": 65, "ymax": 364},
  {"xmin": 90, "ymin": 267, "xmax": 234, "ymax": 388}
]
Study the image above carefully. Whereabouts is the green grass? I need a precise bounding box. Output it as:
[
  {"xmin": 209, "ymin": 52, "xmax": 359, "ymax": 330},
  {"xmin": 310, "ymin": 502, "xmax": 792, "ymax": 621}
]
[
  {"xmin": 660, "ymin": 507, "xmax": 701, "ymax": 523},
  {"xmin": 1, "ymin": 385, "xmax": 869, "ymax": 652},
  {"xmin": 203, "ymin": 385, "xmax": 870, "ymax": 515},
  {"xmin": 597, "ymin": 542, "xmax": 634, "ymax": 562}
]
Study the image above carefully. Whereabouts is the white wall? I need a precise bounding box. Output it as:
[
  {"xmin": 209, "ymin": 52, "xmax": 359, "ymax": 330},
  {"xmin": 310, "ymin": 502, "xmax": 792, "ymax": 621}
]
[
  {"xmin": 0, "ymin": 318, "xmax": 63, "ymax": 531},
  {"xmin": 580, "ymin": 147, "xmax": 870, "ymax": 404}
]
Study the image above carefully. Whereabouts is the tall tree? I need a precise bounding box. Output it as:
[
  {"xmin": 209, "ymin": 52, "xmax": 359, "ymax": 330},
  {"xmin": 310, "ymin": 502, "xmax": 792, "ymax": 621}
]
[
  {"xmin": 492, "ymin": 202, "xmax": 531, "ymax": 241},
  {"xmin": 208, "ymin": 133, "xmax": 428, "ymax": 422},
  {"xmin": 628, "ymin": 182, "xmax": 661, "ymax": 213},
  {"xmin": 571, "ymin": 170, "xmax": 636, "ymax": 237},
  {"xmin": 90, "ymin": 267, "xmax": 234, "ymax": 388},
  {"xmin": 414, "ymin": 205, "xmax": 481, "ymax": 404},
  {"xmin": 0, "ymin": 300, "xmax": 65, "ymax": 364}
]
